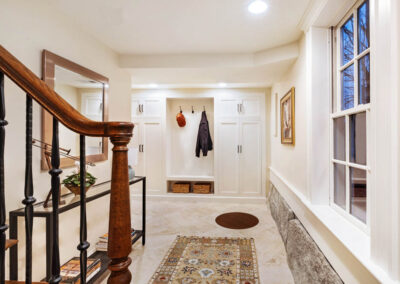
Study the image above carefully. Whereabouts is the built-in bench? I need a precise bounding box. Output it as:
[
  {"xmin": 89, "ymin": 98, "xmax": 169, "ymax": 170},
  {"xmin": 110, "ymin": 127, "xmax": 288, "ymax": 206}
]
[{"xmin": 269, "ymin": 184, "xmax": 343, "ymax": 284}]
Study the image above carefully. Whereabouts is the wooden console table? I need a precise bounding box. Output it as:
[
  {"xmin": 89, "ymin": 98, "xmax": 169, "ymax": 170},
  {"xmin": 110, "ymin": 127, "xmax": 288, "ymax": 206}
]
[{"xmin": 9, "ymin": 176, "xmax": 146, "ymax": 282}]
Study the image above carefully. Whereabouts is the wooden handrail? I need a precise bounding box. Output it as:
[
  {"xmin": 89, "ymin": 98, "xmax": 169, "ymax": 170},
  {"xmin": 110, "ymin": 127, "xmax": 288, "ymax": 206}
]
[
  {"xmin": 0, "ymin": 45, "xmax": 133, "ymax": 137},
  {"xmin": 0, "ymin": 45, "xmax": 134, "ymax": 282}
]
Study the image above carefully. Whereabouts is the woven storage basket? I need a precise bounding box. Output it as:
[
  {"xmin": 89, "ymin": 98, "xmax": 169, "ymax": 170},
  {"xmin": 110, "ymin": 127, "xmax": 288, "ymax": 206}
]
[
  {"xmin": 193, "ymin": 183, "xmax": 211, "ymax": 194},
  {"xmin": 172, "ymin": 183, "xmax": 190, "ymax": 193}
]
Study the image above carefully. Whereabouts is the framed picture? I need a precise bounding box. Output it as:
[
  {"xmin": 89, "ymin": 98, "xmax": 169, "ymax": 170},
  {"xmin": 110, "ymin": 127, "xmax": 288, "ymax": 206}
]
[{"xmin": 280, "ymin": 87, "xmax": 295, "ymax": 145}]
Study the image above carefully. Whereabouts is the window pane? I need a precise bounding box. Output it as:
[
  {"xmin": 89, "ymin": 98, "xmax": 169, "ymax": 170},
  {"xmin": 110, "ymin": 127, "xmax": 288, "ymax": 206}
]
[
  {"xmin": 334, "ymin": 163, "xmax": 346, "ymax": 210},
  {"xmin": 358, "ymin": 54, "xmax": 370, "ymax": 104},
  {"xmin": 350, "ymin": 167, "xmax": 367, "ymax": 223},
  {"xmin": 358, "ymin": 1, "xmax": 370, "ymax": 54},
  {"xmin": 341, "ymin": 16, "xmax": 354, "ymax": 65},
  {"xmin": 349, "ymin": 112, "xmax": 367, "ymax": 165},
  {"xmin": 334, "ymin": 117, "xmax": 346, "ymax": 161},
  {"xmin": 341, "ymin": 64, "xmax": 354, "ymax": 110}
]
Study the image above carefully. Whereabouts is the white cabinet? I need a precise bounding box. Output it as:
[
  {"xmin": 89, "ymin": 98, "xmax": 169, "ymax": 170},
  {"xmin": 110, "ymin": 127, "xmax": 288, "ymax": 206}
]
[
  {"xmin": 217, "ymin": 94, "xmax": 264, "ymax": 196},
  {"xmin": 218, "ymin": 120, "xmax": 240, "ymax": 195},
  {"xmin": 218, "ymin": 95, "xmax": 262, "ymax": 119},
  {"xmin": 131, "ymin": 96, "xmax": 165, "ymax": 193},
  {"xmin": 219, "ymin": 98, "xmax": 241, "ymax": 118},
  {"xmin": 239, "ymin": 121, "xmax": 262, "ymax": 195},
  {"xmin": 241, "ymin": 97, "xmax": 261, "ymax": 119},
  {"xmin": 132, "ymin": 120, "xmax": 165, "ymax": 193},
  {"xmin": 132, "ymin": 97, "xmax": 163, "ymax": 119},
  {"xmin": 130, "ymin": 90, "xmax": 265, "ymax": 198},
  {"xmin": 81, "ymin": 93, "xmax": 103, "ymax": 155},
  {"xmin": 217, "ymin": 120, "xmax": 262, "ymax": 196}
]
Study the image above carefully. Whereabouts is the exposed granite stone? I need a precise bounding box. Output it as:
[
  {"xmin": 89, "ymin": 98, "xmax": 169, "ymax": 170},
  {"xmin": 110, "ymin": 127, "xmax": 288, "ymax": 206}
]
[
  {"xmin": 286, "ymin": 219, "xmax": 343, "ymax": 284},
  {"xmin": 268, "ymin": 184, "xmax": 295, "ymax": 246}
]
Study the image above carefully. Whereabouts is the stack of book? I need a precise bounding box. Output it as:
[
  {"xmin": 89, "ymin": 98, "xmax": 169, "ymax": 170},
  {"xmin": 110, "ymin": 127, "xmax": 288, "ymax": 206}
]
[
  {"xmin": 96, "ymin": 229, "xmax": 136, "ymax": 252},
  {"xmin": 60, "ymin": 257, "xmax": 101, "ymax": 284}
]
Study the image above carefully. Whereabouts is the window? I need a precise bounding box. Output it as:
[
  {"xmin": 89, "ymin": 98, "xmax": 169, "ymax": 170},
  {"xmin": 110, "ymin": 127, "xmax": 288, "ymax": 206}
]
[{"xmin": 331, "ymin": 0, "xmax": 370, "ymax": 229}]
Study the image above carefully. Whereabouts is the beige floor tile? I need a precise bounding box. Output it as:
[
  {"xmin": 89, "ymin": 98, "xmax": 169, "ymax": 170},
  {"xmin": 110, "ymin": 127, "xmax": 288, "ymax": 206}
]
[{"xmin": 123, "ymin": 199, "xmax": 294, "ymax": 284}]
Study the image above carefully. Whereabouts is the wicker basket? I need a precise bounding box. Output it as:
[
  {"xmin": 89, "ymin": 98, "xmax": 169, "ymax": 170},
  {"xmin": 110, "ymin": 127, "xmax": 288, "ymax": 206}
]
[
  {"xmin": 65, "ymin": 184, "xmax": 92, "ymax": 196},
  {"xmin": 172, "ymin": 183, "xmax": 190, "ymax": 193},
  {"xmin": 193, "ymin": 183, "xmax": 211, "ymax": 194}
]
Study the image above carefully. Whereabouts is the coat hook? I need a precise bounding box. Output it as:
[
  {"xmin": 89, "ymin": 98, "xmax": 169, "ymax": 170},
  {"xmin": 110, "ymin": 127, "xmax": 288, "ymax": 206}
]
[
  {"xmin": 203, "ymin": 106, "xmax": 206, "ymax": 111},
  {"xmin": 179, "ymin": 106, "xmax": 182, "ymax": 113},
  {"xmin": 192, "ymin": 106, "xmax": 194, "ymax": 113}
]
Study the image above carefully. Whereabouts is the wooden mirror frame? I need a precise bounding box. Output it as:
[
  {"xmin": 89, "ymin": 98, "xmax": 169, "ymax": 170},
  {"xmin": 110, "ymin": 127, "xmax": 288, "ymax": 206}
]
[{"xmin": 41, "ymin": 50, "xmax": 109, "ymax": 169}]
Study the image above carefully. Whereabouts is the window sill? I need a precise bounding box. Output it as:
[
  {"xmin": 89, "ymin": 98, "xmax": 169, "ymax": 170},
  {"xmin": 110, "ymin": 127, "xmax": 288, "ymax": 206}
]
[
  {"xmin": 269, "ymin": 168, "xmax": 395, "ymax": 284},
  {"xmin": 308, "ymin": 205, "xmax": 394, "ymax": 284}
]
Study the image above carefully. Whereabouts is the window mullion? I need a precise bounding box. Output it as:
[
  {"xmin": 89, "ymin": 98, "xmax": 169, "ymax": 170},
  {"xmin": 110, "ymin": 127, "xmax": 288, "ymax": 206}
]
[
  {"xmin": 345, "ymin": 114, "xmax": 350, "ymax": 213},
  {"xmin": 337, "ymin": 28, "xmax": 342, "ymax": 112},
  {"xmin": 354, "ymin": 9, "xmax": 359, "ymax": 107}
]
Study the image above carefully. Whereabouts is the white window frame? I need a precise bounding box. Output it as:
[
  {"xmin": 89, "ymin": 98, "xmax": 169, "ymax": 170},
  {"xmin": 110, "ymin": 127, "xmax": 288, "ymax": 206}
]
[{"xmin": 330, "ymin": 0, "xmax": 371, "ymax": 233}]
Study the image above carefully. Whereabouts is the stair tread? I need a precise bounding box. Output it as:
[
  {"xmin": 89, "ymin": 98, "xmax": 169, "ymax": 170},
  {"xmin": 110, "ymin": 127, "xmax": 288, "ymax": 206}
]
[{"xmin": 5, "ymin": 239, "xmax": 18, "ymax": 250}]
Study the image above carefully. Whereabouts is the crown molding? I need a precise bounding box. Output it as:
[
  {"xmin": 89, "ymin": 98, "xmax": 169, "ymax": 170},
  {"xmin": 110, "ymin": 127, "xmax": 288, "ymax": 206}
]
[{"xmin": 119, "ymin": 41, "xmax": 299, "ymax": 69}]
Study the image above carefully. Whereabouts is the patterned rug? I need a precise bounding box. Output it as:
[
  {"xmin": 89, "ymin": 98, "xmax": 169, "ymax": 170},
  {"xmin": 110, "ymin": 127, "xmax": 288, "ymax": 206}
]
[{"xmin": 149, "ymin": 236, "xmax": 259, "ymax": 284}]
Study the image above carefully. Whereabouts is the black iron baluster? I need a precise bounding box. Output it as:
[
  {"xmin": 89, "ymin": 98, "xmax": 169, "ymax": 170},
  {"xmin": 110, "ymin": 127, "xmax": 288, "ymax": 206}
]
[
  {"xmin": 78, "ymin": 135, "xmax": 89, "ymax": 283},
  {"xmin": 23, "ymin": 95, "xmax": 36, "ymax": 284},
  {"xmin": 0, "ymin": 72, "xmax": 7, "ymax": 284},
  {"xmin": 49, "ymin": 117, "xmax": 61, "ymax": 284}
]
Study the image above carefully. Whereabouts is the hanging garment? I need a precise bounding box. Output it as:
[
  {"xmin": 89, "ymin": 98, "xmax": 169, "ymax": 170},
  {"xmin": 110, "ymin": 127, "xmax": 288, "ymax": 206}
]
[{"xmin": 196, "ymin": 111, "xmax": 213, "ymax": 157}]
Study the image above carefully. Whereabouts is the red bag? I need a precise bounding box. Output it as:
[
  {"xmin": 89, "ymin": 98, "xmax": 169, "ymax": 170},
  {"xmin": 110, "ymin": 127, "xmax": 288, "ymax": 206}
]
[{"xmin": 176, "ymin": 111, "xmax": 186, "ymax": 127}]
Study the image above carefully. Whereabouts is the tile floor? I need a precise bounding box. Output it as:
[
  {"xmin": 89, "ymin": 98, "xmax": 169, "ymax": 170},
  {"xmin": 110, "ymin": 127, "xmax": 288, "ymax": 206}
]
[{"xmin": 123, "ymin": 199, "xmax": 294, "ymax": 284}]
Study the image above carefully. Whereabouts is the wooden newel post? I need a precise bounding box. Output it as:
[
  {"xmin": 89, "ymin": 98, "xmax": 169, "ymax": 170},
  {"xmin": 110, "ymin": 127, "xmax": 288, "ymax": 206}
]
[{"xmin": 107, "ymin": 135, "xmax": 132, "ymax": 284}]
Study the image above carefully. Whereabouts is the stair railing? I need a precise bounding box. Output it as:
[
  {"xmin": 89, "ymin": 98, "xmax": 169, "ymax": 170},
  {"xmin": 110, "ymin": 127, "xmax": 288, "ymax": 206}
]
[{"xmin": 0, "ymin": 45, "xmax": 134, "ymax": 284}]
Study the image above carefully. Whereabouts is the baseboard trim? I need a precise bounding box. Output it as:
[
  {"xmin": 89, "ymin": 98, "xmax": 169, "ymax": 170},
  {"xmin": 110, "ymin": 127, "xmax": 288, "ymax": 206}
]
[{"xmin": 131, "ymin": 193, "xmax": 267, "ymax": 204}]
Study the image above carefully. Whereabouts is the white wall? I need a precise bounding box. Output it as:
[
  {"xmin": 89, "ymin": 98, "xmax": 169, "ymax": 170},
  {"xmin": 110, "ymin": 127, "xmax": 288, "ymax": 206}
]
[
  {"xmin": 270, "ymin": 36, "xmax": 308, "ymax": 196},
  {"xmin": 0, "ymin": 0, "xmax": 131, "ymax": 280},
  {"xmin": 269, "ymin": 29, "xmax": 381, "ymax": 283},
  {"xmin": 269, "ymin": 1, "xmax": 400, "ymax": 280}
]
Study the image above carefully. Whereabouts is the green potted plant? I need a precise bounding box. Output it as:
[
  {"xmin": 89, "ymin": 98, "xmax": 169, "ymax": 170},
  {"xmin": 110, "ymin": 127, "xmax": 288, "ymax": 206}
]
[{"xmin": 62, "ymin": 171, "xmax": 97, "ymax": 196}]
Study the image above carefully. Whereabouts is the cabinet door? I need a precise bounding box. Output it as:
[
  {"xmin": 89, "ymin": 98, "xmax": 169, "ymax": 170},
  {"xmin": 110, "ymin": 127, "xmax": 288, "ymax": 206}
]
[
  {"xmin": 142, "ymin": 121, "xmax": 165, "ymax": 193},
  {"xmin": 240, "ymin": 96, "xmax": 261, "ymax": 119},
  {"xmin": 239, "ymin": 121, "xmax": 262, "ymax": 195},
  {"xmin": 81, "ymin": 93, "xmax": 103, "ymax": 154},
  {"xmin": 131, "ymin": 121, "xmax": 144, "ymax": 191},
  {"xmin": 143, "ymin": 98, "xmax": 163, "ymax": 118},
  {"xmin": 217, "ymin": 121, "xmax": 240, "ymax": 195},
  {"xmin": 218, "ymin": 98, "xmax": 240, "ymax": 118},
  {"xmin": 131, "ymin": 98, "xmax": 142, "ymax": 118}
]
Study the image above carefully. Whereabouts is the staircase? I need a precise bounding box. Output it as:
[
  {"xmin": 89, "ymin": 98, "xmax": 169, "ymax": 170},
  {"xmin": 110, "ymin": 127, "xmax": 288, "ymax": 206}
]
[{"xmin": 0, "ymin": 45, "xmax": 134, "ymax": 284}]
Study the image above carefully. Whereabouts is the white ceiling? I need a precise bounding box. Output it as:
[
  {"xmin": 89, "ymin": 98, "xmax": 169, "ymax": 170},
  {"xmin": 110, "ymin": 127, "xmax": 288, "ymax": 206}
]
[
  {"xmin": 48, "ymin": 0, "xmax": 310, "ymax": 55},
  {"xmin": 46, "ymin": 0, "xmax": 314, "ymax": 87}
]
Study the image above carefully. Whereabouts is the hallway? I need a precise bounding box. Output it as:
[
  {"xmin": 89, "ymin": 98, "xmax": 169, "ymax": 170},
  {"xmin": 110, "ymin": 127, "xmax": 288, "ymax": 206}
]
[{"xmin": 129, "ymin": 199, "xmax": 294, "ymax": 283}]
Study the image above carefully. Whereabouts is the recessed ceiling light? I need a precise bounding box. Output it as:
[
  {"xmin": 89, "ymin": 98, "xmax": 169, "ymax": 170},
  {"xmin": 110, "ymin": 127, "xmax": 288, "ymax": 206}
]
[
  {"xmin": 218, "ymin": 82, "xmax": 227, "ymax": 88},
  {"xmin": 248, "ymin": 0, "xmax": 268, "ymax": 14}
]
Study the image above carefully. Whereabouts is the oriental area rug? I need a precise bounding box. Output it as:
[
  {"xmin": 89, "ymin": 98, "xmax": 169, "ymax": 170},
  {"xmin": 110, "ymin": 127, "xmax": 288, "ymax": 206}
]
[{"xmin": 149, "ymin": 236, "xmax": 260, "ymax": 284}]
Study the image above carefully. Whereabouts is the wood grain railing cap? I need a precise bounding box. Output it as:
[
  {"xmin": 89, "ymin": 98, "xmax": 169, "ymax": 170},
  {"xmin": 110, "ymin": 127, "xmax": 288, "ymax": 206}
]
[{"xmin": 0, "ymin": 45, "xmax": 133, "ymax": 137}]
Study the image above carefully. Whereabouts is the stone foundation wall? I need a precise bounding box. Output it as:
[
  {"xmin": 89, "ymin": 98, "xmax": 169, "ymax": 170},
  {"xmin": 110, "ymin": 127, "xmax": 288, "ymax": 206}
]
[{"xmin": 268, "ymin": 184, "xmax": 343, "ymax": 284}]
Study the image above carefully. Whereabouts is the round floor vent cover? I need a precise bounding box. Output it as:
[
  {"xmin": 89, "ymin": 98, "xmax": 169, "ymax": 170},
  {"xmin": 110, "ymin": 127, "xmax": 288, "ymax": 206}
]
[{"xmin": 215, "ymin": 212, "xmax": 259, "ymax": 229}]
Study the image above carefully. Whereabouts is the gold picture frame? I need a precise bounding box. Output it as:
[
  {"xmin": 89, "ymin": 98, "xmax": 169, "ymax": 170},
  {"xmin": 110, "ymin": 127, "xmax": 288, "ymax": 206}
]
[{"xmin": 280, "ymin": 87, "xmax": 295, "ymax": 145}]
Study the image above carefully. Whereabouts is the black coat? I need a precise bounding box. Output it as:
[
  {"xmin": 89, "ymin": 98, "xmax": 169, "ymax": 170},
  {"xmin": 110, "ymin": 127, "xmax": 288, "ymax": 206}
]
[{"xmin": 196, "ymin": 111, "xmax": 213, "ymax": 157}]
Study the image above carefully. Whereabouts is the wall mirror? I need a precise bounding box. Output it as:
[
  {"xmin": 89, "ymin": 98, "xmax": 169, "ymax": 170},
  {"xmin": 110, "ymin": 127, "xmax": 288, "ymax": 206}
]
[{"xmin": 41, "ymin": 50, "xmax": 109, "ymax": 169}]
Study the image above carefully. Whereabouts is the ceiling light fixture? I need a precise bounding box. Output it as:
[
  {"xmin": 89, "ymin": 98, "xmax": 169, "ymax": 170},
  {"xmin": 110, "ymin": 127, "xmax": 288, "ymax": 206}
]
[
  {"xmin": 218, "ymin": 82, "xmax": 227, "ymax": 88},
  {"xmin": 248, "ymin": 0, "xmax": 268, "ymax": 14},
  {"xmin": 149, "ymin": 83, "xmax": 158, "ymax": 88}
]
